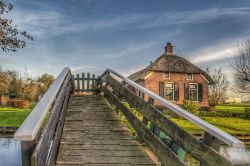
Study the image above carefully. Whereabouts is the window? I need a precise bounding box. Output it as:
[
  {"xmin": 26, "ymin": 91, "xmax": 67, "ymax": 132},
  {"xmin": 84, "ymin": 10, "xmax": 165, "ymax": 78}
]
[
  {"xmin": 189, "ymin": 83, "xmax": 198, "ymax": 101},
  {"xmin": 187, "ymin": 73, "xmax": 193, "ymax": 80},
  {"xmin": 163, "ymin": 71, "xmax": 170, "ymax": 79},
  {"xmin": 165, "ymin": 83, "xmax": 174, "ymax": 100}
]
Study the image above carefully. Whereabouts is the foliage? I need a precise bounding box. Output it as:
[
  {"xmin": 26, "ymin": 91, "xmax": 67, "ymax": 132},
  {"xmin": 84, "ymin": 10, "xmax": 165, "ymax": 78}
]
[
  {"xmin": 37, "ymin": 74, "xmax": 54, "ymax": 95},
  {"xmin": 243, "ymin": 107, "xmax": 250, "ymax": 119},
  {"xmin": 232, "ymin": 34, "xmax": 250, "ymax": 93},
  {"xmin": 0, "ymin": 68, "xmax": 54, "ymax": 101},
  {"xmin": 0, "ymin": 0, "xmax": 33, "ymax": 52},
  {"xmin": 0, "ymin": 69, "xmax": 19, "ymax": 95},
  {"xmin": 206, "ymin": 67, "xmax": 229, "ymax": 107},
  {"xmin": 196, "ymin": 105, "xmax": 246, "ymax": 118},
  {"xmin": 181, "ymin": 100, "xmax": 200, "ymax": 115}
]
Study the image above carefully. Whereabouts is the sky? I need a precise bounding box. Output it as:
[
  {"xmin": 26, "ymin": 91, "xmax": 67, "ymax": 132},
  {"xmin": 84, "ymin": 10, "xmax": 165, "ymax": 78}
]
[{"xmin": 1, "ymin": 0, "xmax": 250, "ymax": 80}]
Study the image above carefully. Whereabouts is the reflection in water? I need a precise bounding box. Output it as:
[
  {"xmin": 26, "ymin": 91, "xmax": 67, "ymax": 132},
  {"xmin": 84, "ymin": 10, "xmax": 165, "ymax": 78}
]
[{"xmin": 0, "ymin": 138, "xmax": 21, "ymax": 166}]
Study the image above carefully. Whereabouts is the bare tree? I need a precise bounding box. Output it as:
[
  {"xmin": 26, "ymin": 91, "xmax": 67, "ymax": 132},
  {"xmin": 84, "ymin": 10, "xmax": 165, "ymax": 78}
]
[
  {"xmin": 207, "ymin": 67, "xmax": 229, "ymax": 108},
  {"xmin": 232, "ymin": 35, "xmax": 250, "ymax": 93},
  {"xmin": 0, "ymin": 0, "xmax": 33, "ymax": 52}
]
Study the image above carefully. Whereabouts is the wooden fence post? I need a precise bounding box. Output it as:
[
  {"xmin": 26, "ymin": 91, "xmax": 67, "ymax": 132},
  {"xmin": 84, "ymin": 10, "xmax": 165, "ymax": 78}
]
[
  {"xmin": 87, "ymin": 73, "xmax": 90, "ymax": 92},
  {"xmin": 76, "ymin": 74, "xmax": 80, "ymax": 94},
  {"xmin": 82, "ymin": 73, "xmax": 85, "ymax": 92}
]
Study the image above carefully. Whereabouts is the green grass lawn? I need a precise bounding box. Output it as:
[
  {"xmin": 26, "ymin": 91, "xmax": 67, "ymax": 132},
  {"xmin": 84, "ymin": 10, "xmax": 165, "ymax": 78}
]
[
  {"xmin": 172, "ymin": 117, "xmax": 250, "ymax": 135},
  {"xmin": 215, "ymin": 105, "xmax": 245, "ymax": 113},
  {"xmin": 0, "ymin": 107, "xmax": 31, "ymax": 127}
]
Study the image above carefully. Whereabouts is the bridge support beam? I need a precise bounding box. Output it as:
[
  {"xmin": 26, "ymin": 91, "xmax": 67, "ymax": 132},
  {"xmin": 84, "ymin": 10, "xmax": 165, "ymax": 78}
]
[{"xmin": 21, "ymin": 140, "xmax": 36, "ymax": 166}]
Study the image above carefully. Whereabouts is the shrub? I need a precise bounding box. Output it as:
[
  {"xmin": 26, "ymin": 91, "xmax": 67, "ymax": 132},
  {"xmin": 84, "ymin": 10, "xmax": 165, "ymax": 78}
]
[
  {"xmin": 22, "ymin": 100, "xmax": 30, "ymax": 109},
  {"xmin": 7, "ymin": 99, "xmax": 30, "ymax": 109},
  {"xmin": 181, "ymin": 100, "xmax": 200, "ymax": 115},
  {"xmin": 243, "ymin": 107, "xmax": 250, "ymax": 119}
]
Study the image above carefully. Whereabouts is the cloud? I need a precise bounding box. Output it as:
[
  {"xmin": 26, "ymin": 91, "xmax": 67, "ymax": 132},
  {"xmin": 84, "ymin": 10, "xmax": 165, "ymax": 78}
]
[
  {"xmin": 8, "ymin": 6, "xmax": 250, "ymax": 38},
  {"xmin": 188, "ymin": 41, "xmax": 238, "ymax": 64}
]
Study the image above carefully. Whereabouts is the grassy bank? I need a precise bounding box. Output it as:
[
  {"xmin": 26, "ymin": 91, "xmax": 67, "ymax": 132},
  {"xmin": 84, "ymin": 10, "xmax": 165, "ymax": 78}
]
[
  {"xmin": 0, "ymin": 107, "xmax": 31, "ymax": 127},
  {"xmin": 215, "ymin": 105, "xmax": 245, "ymax": 113},
  {"xmin": 172, "ymin": 117, "xmax": 250, "ymax": 135}
]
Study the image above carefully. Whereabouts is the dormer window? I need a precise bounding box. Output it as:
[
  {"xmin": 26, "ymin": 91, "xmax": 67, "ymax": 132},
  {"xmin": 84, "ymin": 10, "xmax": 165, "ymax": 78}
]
[
  {"xmin": 163, "ymin": 71, "xmax": 170, "ymax": 79},
  {"xmin": 187, "ymin": 73, "xmax": 193, "ymax": 80}
]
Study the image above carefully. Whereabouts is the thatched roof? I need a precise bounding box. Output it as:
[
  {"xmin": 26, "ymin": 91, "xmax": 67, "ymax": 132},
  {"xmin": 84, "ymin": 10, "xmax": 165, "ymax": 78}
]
[{"xmin": 128, "ymin": 54, "xmax": 214, "ymax": 84}]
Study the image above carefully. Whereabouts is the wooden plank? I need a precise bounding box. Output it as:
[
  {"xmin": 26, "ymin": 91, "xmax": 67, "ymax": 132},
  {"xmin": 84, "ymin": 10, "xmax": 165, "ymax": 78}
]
[
  {"xmin": 82, "ymin": 73, "xmax": 85, "ymax": 92},
  {"xmin": 105, "ymin": 75, "xmax": 232, "ymax": 166},
  {"xmin": 103, "ymin": 69, "xmax": 244, "ymax": 148},
  {"xmin": 92, "ymin": 74, "xmax": 95, "ymax": 91},
  {"xmin": 76, "ymin": 74, "xmax": 80, "ymax": 92},
  {"xmin": 104, "ymin": 87, "xmax": 184, "ymax": 166},
  {"xmin": 31, "ymin": 73, "xmax": 72, "ymax": 166},
  {"xmin": 72, "ymin": 75, "xmax": 75, "ymax": 92},
  {"xmin": 14, "ymin": 67, "xmax": 70, "ymax": 141},
  {"xmin": 87, "ymin": 73, "xmax": 90, "ymax": 92},
  {"xmin": 46, "ymin": 84, "xmax": 71, "ymax": 166},
  {"xmin": 56, "ymin": 95, "xmax": 156, "ymax": 166}
]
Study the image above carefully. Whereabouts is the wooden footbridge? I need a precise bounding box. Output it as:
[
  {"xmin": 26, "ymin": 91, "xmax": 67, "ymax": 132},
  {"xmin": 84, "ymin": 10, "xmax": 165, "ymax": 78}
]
[{"xmin": 14, "ymin": 67, "xmax": 250, "ymax": 166}]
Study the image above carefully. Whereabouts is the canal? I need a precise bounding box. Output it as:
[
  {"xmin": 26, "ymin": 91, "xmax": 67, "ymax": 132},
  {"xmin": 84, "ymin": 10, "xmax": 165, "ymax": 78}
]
[{"xmin": 0, "ymin": 138, "xmax": 21, "ymax": 166}]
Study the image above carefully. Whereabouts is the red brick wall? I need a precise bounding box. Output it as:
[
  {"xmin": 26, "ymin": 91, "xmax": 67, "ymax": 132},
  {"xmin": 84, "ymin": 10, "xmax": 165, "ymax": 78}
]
[{"xmin": 142, "ymin": 71, "xmax": 209, "ymax": 107}]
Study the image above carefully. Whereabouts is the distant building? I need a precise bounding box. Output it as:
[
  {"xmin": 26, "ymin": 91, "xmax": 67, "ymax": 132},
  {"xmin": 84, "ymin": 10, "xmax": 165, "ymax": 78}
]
[
  {"xmin": 223, "ymin": 97, "xmax": 241, "ymax": 104},
  {"xmin": 128, "ymin": 42, "xmax": 214, "ymax": 107},
  {"xmin": 0, "ymin": 93, "xmax": 17, "ymax": 106}
]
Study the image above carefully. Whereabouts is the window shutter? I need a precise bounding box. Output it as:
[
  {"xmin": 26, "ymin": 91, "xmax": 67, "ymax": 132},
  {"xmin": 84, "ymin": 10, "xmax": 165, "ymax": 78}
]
[
  {"xmin": 159, "ymin": 82, "xmax": 165, "ymax": 98},
  {"xmin": 198, "ymin": 83, "xmax": 203, "ymax": 102},
  {"xmin": 184, "ymin": 83, "xmax": 189, "ymax": 100},
  {"xmin": 174, "ymin": 82, "xmax": 179, "ymax": 101}
]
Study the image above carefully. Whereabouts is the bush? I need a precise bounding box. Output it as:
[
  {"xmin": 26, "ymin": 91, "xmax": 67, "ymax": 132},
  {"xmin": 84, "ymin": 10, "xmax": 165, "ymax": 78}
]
[
  {"xmin": 243, "ymin": 107, "xmax": 250, "ymax": 119},
  {"xmin": 22, "ymin": 100, "xmax": 30, "ymax": 109},
  {"xmin": 181, "ymin": 100, "xmax": 200, "ymax": 115},
  {"xmin": 7, "ymin": 99, "xmax": 30, "ymax": 109}
]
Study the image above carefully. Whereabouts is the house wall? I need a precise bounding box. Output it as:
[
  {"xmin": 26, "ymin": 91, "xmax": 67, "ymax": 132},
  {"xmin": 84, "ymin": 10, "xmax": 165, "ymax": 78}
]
[
  {"xmin": 142, "ymin": 71, "xmax": 209, "ymax": 107},
  {"xmin": 0, "ymin": 95, "xmax": 10, "ymax": 106}
]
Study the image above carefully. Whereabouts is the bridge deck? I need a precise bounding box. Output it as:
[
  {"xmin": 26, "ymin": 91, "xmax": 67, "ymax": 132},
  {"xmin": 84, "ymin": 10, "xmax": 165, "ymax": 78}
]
[{"xmin": 55, "ymin": 95, "xmax": 156, "ymax": 166}]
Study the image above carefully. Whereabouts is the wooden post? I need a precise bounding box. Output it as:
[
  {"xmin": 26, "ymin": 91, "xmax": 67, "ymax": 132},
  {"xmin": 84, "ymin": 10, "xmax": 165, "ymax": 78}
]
[
  {"xmin": 21, "ymin": 140, "xmax": 36, "ymax": 166},
  {"xmin": 82, "ymin": 73, "xmax": 85, "ymax": 92},
  {"xmin": 142, "ymin": 97, "xmax": 154, "ymax": 126},
  {"xmin": 92, "ymin": 74, "xmax": 95, "ymax": 91},
  {"xmin": 72, "ymin": 75, "xmax": 75, "ymax": 94},
  {"xmin": 76, "ymin": 74, "xmax": 80, "ymax": 94},
  {"xmin": 203, "ymin": 131, "xmax": 221, "ymax": 151},
  {"xmin": 87, "ymin": 73, "xmax": 90, "ymax": 92},
  {"xmin": 200, "ymin": 131, "xmax": 222, "ymax": 166}
]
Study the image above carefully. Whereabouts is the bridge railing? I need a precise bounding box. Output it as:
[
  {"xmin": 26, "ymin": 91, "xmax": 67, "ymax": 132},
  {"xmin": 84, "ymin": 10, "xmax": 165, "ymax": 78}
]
[
  {"xmin": 14, "ymin": 67, "xmax": 73, "ymax": 166},
  {"xmin": 100, "ymin": 68, "xmax": 249, "ymax": 166}
]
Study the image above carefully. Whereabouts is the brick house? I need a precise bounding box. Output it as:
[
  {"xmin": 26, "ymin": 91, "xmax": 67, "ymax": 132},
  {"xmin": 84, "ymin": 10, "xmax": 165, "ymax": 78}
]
[{"xmin": 128, "ymin": 43, "xmax": 214, "ymax": 107}]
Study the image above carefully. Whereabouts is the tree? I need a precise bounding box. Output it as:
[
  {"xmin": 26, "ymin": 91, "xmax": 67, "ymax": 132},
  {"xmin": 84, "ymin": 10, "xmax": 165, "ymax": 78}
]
[
  {"xmin": 0, "ymin": 68, "xmax": 19, "ymax": 95},
  {"xmin": 37, "ymin": 74, "xmax": 54, "ymax": 95},
  {"xmin": 232, "ymin": 35, "xmax": 250, "ymax": 93},
  {"xmin": 0, "ymin": 0, "xmax": 33, "ymax": 52},
  {"xmin": 207, "ymin": 67, "xmax": 229, "ymax": 108}
]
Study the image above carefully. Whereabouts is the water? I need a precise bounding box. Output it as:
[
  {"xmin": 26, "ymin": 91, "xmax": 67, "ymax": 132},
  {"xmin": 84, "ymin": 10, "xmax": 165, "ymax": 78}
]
[{"xmin": 0, "ymin": 138, "xmax": 22, "ymax": 166}]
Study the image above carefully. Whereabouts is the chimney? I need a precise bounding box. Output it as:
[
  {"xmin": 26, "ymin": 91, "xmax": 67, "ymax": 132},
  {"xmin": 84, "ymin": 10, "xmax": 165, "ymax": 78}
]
[{"xmin": 165, "ymin": 42, "xmax": 173, "ymax": 55}]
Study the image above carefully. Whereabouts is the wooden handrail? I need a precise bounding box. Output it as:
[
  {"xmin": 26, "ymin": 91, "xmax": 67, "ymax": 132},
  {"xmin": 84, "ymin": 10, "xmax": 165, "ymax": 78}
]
[
  {"xmin": 100, "ymin": 68, "xmax": 245, "ymax": 148},
  {"xmin": 14, "ymin": 67, "xmax": 71, "ymax": 141}
]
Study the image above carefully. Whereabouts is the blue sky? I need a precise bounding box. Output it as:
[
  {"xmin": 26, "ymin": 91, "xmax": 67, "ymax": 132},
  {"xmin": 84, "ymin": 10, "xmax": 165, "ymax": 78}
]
[{"xmin": 1, "ymin": 0, "xmax": 250, "ymax": 78}]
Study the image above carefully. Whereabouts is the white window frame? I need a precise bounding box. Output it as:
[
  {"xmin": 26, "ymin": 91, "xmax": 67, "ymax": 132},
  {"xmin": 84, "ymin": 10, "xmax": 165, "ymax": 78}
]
[
  {"xmin": 163, "ymin": 71, "xmax": 170, "ymax": 79},
  {"xmin": 187, "ymin": 73, "xmax": 193, "ymax": 80},
  {"xmin": 189, "ymin": 83, "xmax": 198, "ymax": 101},
  {"xmin": 164, "ymin": 82, "xmax": 174, "ymax": 101}
]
